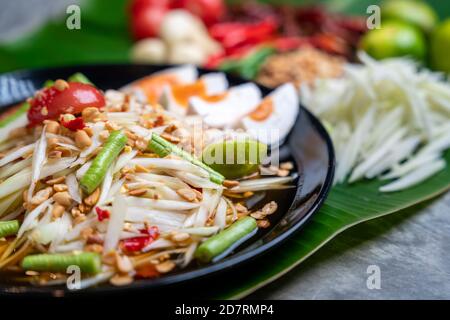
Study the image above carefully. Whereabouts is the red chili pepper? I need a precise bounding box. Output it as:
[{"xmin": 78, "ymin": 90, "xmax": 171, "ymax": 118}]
[
  {"xmin": 121, "ymin": 226, "xmax": 159, "ymax": 252},
  {"xmin": 60, "ymin": 117, "xmax": 86, "ymax": 131},
  {"xmin": 209, "ymin": 18, "xmax": 278, "ymax": 51},
  {"xmin": 95, "ymin": 207, "xmax": 110, "ymax": 221}
]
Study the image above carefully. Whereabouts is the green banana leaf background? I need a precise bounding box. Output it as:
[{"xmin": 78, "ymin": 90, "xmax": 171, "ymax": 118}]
[{"xmin": 0, "ymin": 0, "xmax": 449, "ymax": 299}]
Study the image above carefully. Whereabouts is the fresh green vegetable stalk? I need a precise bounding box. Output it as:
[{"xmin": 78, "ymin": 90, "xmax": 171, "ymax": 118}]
[
  {"xmin": 148, "ymin": 133, "xmax": 225, "ymax": 185},
  {"xmin": 195, "ymin": 216, "xmax": 257, "ymax": 263},
  {"xmin": 240, "ymin": 46, "xmax": 276, "ymax": 80},
  {"xmin": 0, "ymin": 220, "xmax": 19, "ymax": 238},
  {"xmin": 21, "ymin": 253, "xmax": 102, "ymax": 274},
  {"xmin": 68, "ymin": 72, "xmax": 93, "ymax": 85},
  {"xmin": 0, "ymin": 102, "xmax": 30, "ymax": 128},
  {"xmin": 80, "ymin": 130, "xmax": 127, "ymax": 194},
  {"xmin": 219, "ymin": 46, "xmax": 276, "ymax": 80}
]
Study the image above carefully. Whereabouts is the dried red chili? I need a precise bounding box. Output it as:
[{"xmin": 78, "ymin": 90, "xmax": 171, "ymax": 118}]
[
  {"xmin": 61, "ymin": 117, "xmax": 86, "ymax": 131},
  {"xmin": 95, "ymin": 207, "xmax": 110, "ymax": 221},
  {"xmin": 121, "ymin": 226, "xmax": 160, "ymax": 252}
]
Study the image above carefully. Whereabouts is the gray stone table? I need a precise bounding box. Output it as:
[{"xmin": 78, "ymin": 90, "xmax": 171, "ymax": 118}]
[{"xmin": 1, "ymin": 0, "xmax": 449, "ymax": 300}]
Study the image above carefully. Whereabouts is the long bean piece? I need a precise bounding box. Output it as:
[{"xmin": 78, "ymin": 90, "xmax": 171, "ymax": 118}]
[
  {"xmin": 21, "ymin": 253, "xmax": 102, "ymax": 274},
  {"xmin": 0, "ymin": 220, "xmax": 19, "ymax": 238},
  {"xmin": 148, "ymin": 133, "xmax": 225, "ymax": 185},
  {"xmin": 80, "ymin": 130, "xmax": 127, "ymax": 194},
  {"xmin": 194, "ymin": 216, "xmax": 257, "ymax": 263}
]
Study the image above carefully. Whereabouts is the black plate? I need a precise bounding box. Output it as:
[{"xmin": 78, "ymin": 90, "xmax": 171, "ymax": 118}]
[{"xmin": 0, "ymin": 64, "xmax": 335, "ymax": 296}]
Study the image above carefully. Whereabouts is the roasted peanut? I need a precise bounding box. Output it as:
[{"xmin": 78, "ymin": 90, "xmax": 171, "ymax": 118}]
[
  {"xmin": 54, "ymin": 79, "xmax": 69, "ymax": 91},
  {"xmin": 223, "ymin": 180, "xmax": 240, "ymax": 188},
  {"xmin": 84, "ymin": 188, "xmax": 100, "ymax": 206},
  {"xmin": 51, "ymin": 204, "xmax": 65, "ymax": 219},
  {"xmin": 46, "ymin": 176, "xmax": 65, "ymax": 185},
  {"xmin": 30, "ymin": 187, "xmax": 53, "ymax": 206},
  {"xmin": 44, "ymin": 120, "xmax": 60, "ymax": 134},
  {"xmin": 53, "ymin": 191, "xmax": 72, "ymax": 207},
  {"xmin": 81, "ymin": 107, "xmax": 101, "ymax": 123},
  {"xmin": 74, "ymin": 130, "xmax": 92, "ymax": 149},
  {"xmin": 155, "ymin": 260, "xmax": 176, "ymax": 273},
  {"xmin": 53, "ymin": 184, "xmax": 68, "ymax": 192}
]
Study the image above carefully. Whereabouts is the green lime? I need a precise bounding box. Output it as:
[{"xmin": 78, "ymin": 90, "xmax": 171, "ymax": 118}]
[
  {"xmin": 382, "ymin": 0, "xmax": 438, "ymax": 33},
  {"xmin": 430, "ymin": 19, "xmax": 450, "ymax": 73},
  {"xmin": 201, "ymin": 139, "xmax": 267, "ymax": 179},
  {"xmin": 361, "ymin": 21, "xmax": 427, "ymax": 61}
]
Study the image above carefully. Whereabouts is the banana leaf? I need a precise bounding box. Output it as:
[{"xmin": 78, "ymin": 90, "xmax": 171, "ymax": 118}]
[
  {"xmin": 0, "ymin": 0, "xmax": 449, "ymax": 299},
  {"xmin": 213, "ymin": 149, "xmax": 450, "ymax": 299}
]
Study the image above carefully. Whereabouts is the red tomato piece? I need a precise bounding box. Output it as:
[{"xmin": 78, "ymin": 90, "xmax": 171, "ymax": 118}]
[
  {"xmin": 130, "ymin": 0, "xmax": 170, "ymax": 16},
  {"xmin": 180, "ymin": 0, "xmax": 226, "ymax": 26},
  {"xmin": 131, "ymin": 5, "xmax": 169, "ymax": 39},
  {"xmin": 27, "ymin": 82, "xmax": 105, "ymax": 126}
]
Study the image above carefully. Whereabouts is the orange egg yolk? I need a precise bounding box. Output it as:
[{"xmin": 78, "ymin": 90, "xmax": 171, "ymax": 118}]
[
  {"xmin": 249, "ymin": 97, "xmax": 274, "ymax": 121},
  {"xmin": 172, "ymin": 80, "xmax": 228, "ymax": 107},
  {"xmin": 135, "ymin": 74, "xmax": 180, "ymax": 104}
]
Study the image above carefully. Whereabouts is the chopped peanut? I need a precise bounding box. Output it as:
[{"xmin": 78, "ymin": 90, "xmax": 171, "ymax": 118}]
[
  {"xmin": 80, "ymin": 227, "xmax": 94, "ymax": 240},
  {"xmin": 81, "ymin": 107, "xmax": 101, "ymax": 123},
  {"xmin": 223, "ymin": 180, "xmax": 240, "ymax": 188},
  {"xmin": 83, "ymin": 127, "xmax": 93, "ymax": 137},
  {"xmin": 51, "ymin": 204, "xmax": 65, "ymax": 219},
  {"xmin": 172, "ymin": 232, "xmax": 190, "ymax": 243},
  {"xmin": 53, "ymin": 191, "xmax": 72, "ymax": 207},
  {"xmin": 46, "ymin": 176, "xmax": 65, "ymax": 185},
  {"xmin": 155, "ymin": 260, "xmax": 176, "ymax": 273},
  {"xmin": 54, "ymin": 79, "xmax": 69, "ymax": 91},
  {"xmin": 84, "ymin": 188, "xmax": 100, "ymax": 206},
  {"xmin": 110, "ymin": 274, "xmax": 133, "ymax": 286},
  {"xmin": 44, "ymin": 120, "xmax": 60, "ymax": 134},
  {"xmin": 53, "ymin": 184, "xmax": 68, "ymax": 192},
  {"xmin": 257, "ymin": 219, "xmax": 271, "ymax": 228},
  {"xmin": 30, "ymin": 187, "xmax": 53, "ymax": 206},
  {"xmin": 74, "ymin": 130, "xmax": 92, "ymax": 149},
  {"xmin": 116, "ymin": 255, "xmax": 134, "ymax": 273}
]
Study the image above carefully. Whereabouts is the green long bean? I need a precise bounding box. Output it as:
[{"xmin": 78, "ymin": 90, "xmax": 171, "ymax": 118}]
[
  {"xmin": 148, "ymin": 133, "xmax": 225, "ymax": 185},
  {"xmin": 21, "ymin": 252, "xmax": 102, "ymax": 274},
  {"xmin": 195, "ymin": 216, "xmax": 257, "ymax": 263},
  {"xmin": 0, "ymin": 220, "xmax": 19, "ymax": 238},
  {"xmin": 80, "ymin": 130, "xmax": 127, "ymax": 194}
]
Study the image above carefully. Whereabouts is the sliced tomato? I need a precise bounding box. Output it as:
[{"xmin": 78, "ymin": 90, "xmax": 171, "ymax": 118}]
[
  {"xmin": 131, "ymin": 5, "xmax": 169, "ymax": 39},
  {"xmin": 27, "ymin": 82, "xmax": 105, "ymax": 126},
  {"xmin": 180, "ymin": 0, "xmax": 226, "ymax": 26},
  {"xmin": 130, "ymin": 0, "xmax": 170, "ymax": 16}
]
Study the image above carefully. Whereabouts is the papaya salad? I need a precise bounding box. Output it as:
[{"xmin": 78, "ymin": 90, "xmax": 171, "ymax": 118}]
[{"xmin": 0, "ymin": 66, "xmax": 299, "ymax": 287}]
